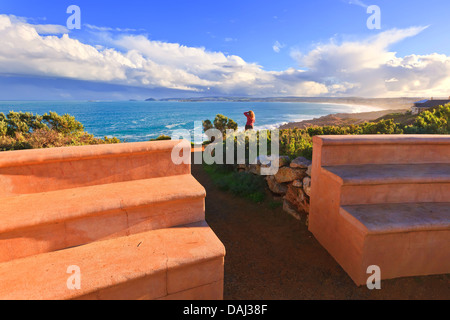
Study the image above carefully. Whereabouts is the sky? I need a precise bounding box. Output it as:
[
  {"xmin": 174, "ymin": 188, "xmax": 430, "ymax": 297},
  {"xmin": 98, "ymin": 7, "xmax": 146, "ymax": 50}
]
[{"xmin": 1, "ymin": 0, "xmax": 450, "ymax": 100}]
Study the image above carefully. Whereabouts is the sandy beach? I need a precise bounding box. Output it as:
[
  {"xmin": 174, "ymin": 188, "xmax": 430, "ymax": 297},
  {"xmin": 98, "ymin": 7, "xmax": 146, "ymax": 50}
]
[{"xmin": 279, "ymin": 107, "xmax": 409, "ymax": 130}]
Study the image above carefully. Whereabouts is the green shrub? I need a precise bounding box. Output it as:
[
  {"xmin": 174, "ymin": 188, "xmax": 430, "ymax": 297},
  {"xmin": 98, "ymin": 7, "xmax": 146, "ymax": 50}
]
[
  {"xmin": 203, "ymin": 163, "xmax": 266, "ymax": 203},
  {"xmin": 42, "ymin": 112, "xmax": 84, "ymax": 135},
  {"xmin": 405, "ymin": 103, "xmax": 450, "ymax": 134},
  {"xmin": 203, "ymin": 114, "xmax": 238, "ymax": 141},
  {"xmin": 0, "ymin": 111, "xmax": 120, "ymax": 151},
  {"xmin": 150, "ymin": 135, "xmax": 172, "ymax": 141}
]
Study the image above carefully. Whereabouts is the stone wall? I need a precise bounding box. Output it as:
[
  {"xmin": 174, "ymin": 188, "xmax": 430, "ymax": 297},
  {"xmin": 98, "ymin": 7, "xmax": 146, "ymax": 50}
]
[{"xmin": 236, "ymin": 156, "xmax": 312, "ymax": 224}]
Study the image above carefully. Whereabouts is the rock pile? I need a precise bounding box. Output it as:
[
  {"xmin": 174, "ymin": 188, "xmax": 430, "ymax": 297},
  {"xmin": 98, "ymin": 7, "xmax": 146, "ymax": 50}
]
[{"xmin": 236, "ymin": 155, "xmax": 312, "ymax": 223}]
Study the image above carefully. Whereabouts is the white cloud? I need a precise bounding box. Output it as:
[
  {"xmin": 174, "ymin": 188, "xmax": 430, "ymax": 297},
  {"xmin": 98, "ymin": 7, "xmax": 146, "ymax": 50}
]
[
  {"xmin": 33, "ymin": 24, "xmax": 69, "ymax": 34},
  {"xmin": 346, "ymin": 0, "xmax": 369, "ymax": 8},
  {"xmin": 273, "ymin": 41, "xmax": 285, "ymax": 53},
  {"xmin": 0, "ymin": 14, "xmax": 449, "ymax": 98},
  {"xmin": 291, "ymin": 26, "xmax": 450, "ymax": 97},
  {"xmin": 84, "ymin": 24, "xmax": 143, "ymax": 33}
]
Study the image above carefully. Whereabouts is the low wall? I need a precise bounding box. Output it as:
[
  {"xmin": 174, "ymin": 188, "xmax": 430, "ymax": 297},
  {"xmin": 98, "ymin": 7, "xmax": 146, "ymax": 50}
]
[{"xmin": 235, "ymin": 156, "xmax": 312, "ymax": 224}]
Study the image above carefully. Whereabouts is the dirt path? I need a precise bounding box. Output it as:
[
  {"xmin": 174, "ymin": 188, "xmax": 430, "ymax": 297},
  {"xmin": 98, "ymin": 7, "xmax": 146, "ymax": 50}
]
[{"xmin": 191, "ymin": 157, "xmax": 450, "ymax": 300}]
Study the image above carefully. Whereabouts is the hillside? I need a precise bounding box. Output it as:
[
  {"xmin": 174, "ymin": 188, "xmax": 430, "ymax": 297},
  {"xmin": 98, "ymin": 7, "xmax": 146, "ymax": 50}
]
[{"xmin": 279, "ymin": 109, "xmax": 409, "ymax": 129}]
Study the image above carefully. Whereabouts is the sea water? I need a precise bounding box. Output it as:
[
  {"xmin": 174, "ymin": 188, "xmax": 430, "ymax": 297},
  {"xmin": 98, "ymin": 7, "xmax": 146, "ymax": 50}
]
[{"xmin": 0, "ymin": 101, "xmax": 379, "ymax": 142}]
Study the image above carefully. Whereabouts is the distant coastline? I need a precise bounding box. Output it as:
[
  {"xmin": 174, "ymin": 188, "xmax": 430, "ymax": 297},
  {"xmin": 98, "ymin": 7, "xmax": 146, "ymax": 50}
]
[
  {"xmin": 278, "ymin": 108, "xmax": 409, "ymax": 130},
  {"xmin": 146, "ymin": 96, "xmax": 421, "ymax": 110}
]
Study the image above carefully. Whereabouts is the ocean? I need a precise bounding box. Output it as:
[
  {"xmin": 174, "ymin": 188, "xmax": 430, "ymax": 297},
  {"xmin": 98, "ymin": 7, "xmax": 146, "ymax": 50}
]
[{"xmin": 0, "ymin": 101, "xmax": 380, "ymax": 142}]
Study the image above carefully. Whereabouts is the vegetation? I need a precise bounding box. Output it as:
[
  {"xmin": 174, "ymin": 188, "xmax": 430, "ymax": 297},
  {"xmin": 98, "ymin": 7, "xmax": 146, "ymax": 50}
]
[
  {"xmin": 203, "ymin": 114, "xmax": 238, "ymax": 141},
  {"xmin": 0, "ymin": 111, "xmax": 120, "ymax": 151},
  {"xmin": 404, "ymin": 104, "xmax": 450, "ymax": 134},
  {"xmin": 206, "ymin": 104, "xmax": 450, "ymax": 162},
  {"xmin": 203, "ymin": 162, "xmax": 266, "ymax": 203},
  {"xmin": 150, "ymin": 134, "xmax": 172, "ymax": 141}
]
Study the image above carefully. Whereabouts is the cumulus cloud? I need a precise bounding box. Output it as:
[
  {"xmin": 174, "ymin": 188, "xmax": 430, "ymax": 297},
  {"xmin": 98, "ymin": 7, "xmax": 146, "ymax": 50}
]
[
  {"xmin": 0, "ymin": 14, "xmax": 328, "ymax": 96},
  {"xmin": 0, "ymin": 14, "xmax": 449, "ymax": 98},
  {"xmin": 291, "ymin": 26, "xmax": 450, "ymax": 97}
]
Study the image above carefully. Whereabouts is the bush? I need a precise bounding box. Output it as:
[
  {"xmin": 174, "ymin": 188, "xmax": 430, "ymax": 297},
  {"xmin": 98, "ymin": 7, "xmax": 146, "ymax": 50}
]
[
  {"xmin": 203, "ymin": 114, "xmax": 238, "ymax": 141},
  {"xmin": 203, "ymin": 163, "xmax": 266, "ymax": 203},
  {"xmin": 0, "ymin": 111, "xmax": 120, "ymax": 151},
  {"xmin": 404, "ymin": 104, "xmax": 450, "ymax": 134},
  {"xmin": 150, "ymin": 135, "xmax": 172, "ymax": 141}
]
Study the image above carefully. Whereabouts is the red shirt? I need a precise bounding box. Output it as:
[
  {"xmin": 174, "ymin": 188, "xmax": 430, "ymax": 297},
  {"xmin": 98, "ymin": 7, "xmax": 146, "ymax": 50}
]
[{"xmin": 244, "ymin": 112, "xmax": 255, "ymax": 126}]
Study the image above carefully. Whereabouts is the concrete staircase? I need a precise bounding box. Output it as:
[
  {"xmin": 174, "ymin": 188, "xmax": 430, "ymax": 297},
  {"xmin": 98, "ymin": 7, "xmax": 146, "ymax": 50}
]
[
  {"xmin": 0, "ymin": 140, "xmax": 225, "ymax": 300},
  {"xmin": 309, "ymin": 135, "xmax": 450, "ymax": 286}
]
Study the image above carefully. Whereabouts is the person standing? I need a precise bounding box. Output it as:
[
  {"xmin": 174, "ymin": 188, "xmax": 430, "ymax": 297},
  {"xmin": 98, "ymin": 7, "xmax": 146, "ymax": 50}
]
[{"xmin": 244, "ymin": 111, "xmax": 255, "ymax": 131}]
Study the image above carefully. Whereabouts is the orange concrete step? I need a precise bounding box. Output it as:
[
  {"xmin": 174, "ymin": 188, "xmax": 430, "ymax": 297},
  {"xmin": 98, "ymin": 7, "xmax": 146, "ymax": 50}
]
[
  {"xmin": 341, "ymin": 203, "xmax": 450, "ymax": 234},
  {"xmin": 321, "ymin": 163, "xmax": 450, "ymax": 205},
  {"xmin": 339, "ymin": 203, "xmax": 450, "ymax": 284},
  {"xmin": 314, "ymin": 135, "xmax": 450, "ymax": 166},
  {"xmin": 0, "ymin": 174, "xmax": 206, "ymax": 263},
  {"xmin": 0, "ymin": 140, "xmax": 191, "ymax": 197},
  {"xmin": 309, "ymin": 134, "xmax": 450, "ymax": 286},
  {"xmin": 0, "ymin": 221, "xmax": 225, "ymax": 300}
]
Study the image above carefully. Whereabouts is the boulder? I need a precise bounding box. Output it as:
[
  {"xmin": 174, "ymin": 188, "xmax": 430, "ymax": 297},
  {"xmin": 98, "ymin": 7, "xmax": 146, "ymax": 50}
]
[
  {"xmin": 248, "ymin": 164, "xmax": 261, "ymax": 175},
  {"xmin": 257, "ymin": 155, "xmax": 291, "ymax": 168},
  {"xmin": 283, "ymin": 200, "xmax": 301, "ymax": 221},
  {"xmin": 290, "ymin": 156, "xmax": 312, "ymax": 169},
  {"xmin": 303, "ymin": 176, "xmax": 312, "ymax": 197},
  {"xmin": 277, "ymin": 156, "xmax": 291, "ymax": 168},
  {"xmin": 297, "ymin": 197, "xmax": 310, "ymax": 213},
  {"xmin": 292, "ymin": 179, "xmax": 303, "ymax": 188},
  {"xmin": 306, "ymin": 164, "xmax": 312, "ymax": 177},
  {"xmin": 274, "ymin": 167, "xmax": 306, "ymax": 184},
  {"xmin": 266, "ymin": 176, "xmax": 288, "ymax": 195},
  {"xmin": 284, "ymin": 184, "xmax": 305, "ymax": 205}
]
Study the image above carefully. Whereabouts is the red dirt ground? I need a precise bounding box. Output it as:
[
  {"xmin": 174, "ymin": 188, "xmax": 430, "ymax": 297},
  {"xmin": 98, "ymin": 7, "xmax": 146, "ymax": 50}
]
[{"xmin": 191, "ymin": 158, "xmax": 450, "ymax": 300}]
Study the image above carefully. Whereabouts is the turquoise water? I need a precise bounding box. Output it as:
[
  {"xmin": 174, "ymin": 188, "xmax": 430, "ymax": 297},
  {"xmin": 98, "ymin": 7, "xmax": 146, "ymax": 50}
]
[{"xmin": 0, "ymin": 101, "xmax": 376, "ymax": 142}]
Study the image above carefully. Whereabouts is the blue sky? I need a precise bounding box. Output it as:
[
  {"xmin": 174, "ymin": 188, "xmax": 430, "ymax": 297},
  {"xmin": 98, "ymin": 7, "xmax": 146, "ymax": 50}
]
[{"xmin": 1, "ymin": 0, "xmax": 450, "ymax": 99}]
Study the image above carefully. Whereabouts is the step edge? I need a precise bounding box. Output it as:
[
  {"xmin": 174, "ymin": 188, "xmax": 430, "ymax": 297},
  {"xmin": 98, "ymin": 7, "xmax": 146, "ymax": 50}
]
[
  {"xmin": 322, "ymin": 165, "xmax": 450, "ymax": 186},
  {"xmin": 0, "ymin": 176, "xmax": 206, "ymax": 234},
  {"xmin": 340, "ymin": 204, "xmax": 450, "ymax": 235}
]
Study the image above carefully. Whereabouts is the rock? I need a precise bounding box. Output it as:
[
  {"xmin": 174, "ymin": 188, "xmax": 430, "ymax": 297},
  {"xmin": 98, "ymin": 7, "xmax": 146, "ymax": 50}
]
[
  {"xmin": 257, "ymin": 155, "xmax": 291, "ymax": 168},
  {"xmin": 248, "ymin": 164, "xmax": 261, "ymax": 175},
  {"xmin": 266, "ymin": 176, "xmax": 288, "ymax": 195},
  {"xmin": 278, "ymin": 156, "xmax": 291, "ymax": 168},
  {"xmin": 284, "ymin": 185, "xmax": 308, "ymax": 216},
  {"xmin": 292, "ymin": 179, "xmax": 303, "ymax": 188},
  {"xmin": 303, "ymin": 176, "xmax": 312, "ymax": 197},
  {"xmin": 283, "ymin": 200, "xmax": 301, "ymax": 221},
  {"xmin": 274, "ymin": 167, "xmax": 306, "ymax": 184},
  {"xmin": 297, "ymin": 197, "xmax": 310, "ymax": 213},
  {"xmin": 290, "ymin": 156, "xmax": 312, "ymax": 169},
  {"xmin": 306, "ymin": 164, "xmax": 312, "ymax": 177},
  {"xmin": 284, "ymin": 184, "xmax": 305, "ymax": 205}
]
